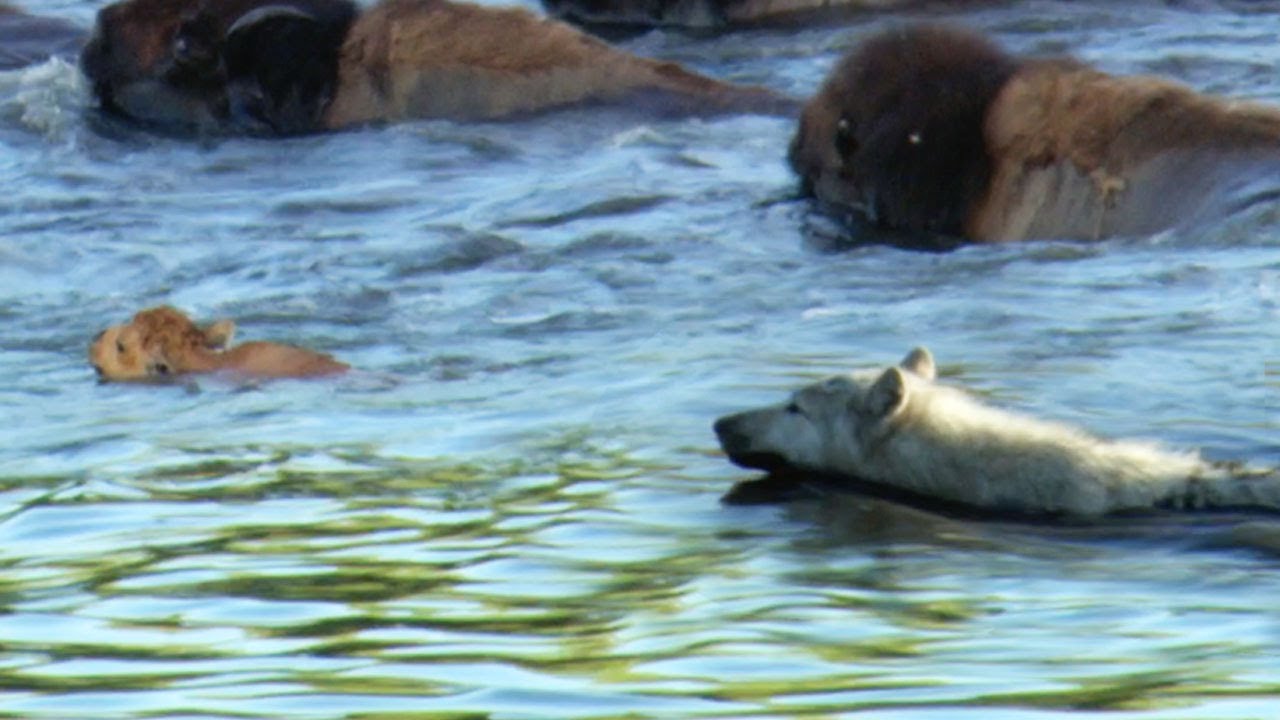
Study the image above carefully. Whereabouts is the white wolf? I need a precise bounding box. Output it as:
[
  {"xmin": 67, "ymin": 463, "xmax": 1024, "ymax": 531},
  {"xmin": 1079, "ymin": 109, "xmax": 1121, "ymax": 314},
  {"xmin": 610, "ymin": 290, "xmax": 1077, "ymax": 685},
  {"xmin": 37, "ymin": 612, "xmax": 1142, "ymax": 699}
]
[{"xmin": 714, "ymin": 348, "xmax": 1279, "ymax": 517}]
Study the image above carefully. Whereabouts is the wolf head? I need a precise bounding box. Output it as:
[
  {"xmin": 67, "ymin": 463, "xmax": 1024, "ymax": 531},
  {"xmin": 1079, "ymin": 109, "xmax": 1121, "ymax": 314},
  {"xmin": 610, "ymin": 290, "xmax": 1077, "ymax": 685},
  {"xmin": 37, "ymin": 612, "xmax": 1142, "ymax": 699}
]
[{"xmin": 714, "ymin": 347, "xmax": 936, "ymax": 476}]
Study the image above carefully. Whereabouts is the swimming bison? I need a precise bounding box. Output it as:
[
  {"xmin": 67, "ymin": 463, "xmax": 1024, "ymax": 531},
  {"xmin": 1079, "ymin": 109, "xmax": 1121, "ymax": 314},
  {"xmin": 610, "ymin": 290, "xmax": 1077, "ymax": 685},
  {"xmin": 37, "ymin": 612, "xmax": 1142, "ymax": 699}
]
[
  {"xmin": 80, "ymin": 0, "xmax": 791, "ymax": 135},
  {"xmin": 789, "ymin": 25, "xmax": 1280, "ymax": 244}
]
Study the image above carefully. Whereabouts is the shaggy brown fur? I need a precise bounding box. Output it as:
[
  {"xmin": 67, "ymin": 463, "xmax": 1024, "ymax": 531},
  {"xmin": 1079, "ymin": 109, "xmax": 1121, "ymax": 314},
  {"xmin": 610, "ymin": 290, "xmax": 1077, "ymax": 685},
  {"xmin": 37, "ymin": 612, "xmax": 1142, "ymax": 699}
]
[
  {"xmin": 80, "ymin": 0, "xmax": 791, "ymax": 135},
  {"xmin": 90, "ymin": 306, "xmax": 349, "ymax": 382},
  {"xmin": 790, "ymin": 25, "xmax": 1280, "ymax": 243},
  {"xmin": 790, "ymin": 26, "xmax": 1017, "ymax": 237},
  {"xmin": 326, "ymin": 0, "xmax": 788, "ymax": 125}
]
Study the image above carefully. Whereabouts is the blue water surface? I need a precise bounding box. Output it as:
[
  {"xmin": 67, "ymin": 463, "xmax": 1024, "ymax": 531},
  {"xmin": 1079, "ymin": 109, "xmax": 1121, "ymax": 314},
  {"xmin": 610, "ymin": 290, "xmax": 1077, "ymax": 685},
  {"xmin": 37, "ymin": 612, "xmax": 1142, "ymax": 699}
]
[{"xmin": 1, "ymin": 0, "xmax": 1279, "ymax": 717}]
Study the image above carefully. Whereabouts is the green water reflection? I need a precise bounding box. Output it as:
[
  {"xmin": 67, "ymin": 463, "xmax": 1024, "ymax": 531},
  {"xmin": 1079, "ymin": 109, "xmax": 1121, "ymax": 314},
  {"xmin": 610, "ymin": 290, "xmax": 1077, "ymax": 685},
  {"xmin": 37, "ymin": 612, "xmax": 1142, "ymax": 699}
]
[{"xmin": 2, "ymin": 435, "xmax": 1278, "ymax": 718}]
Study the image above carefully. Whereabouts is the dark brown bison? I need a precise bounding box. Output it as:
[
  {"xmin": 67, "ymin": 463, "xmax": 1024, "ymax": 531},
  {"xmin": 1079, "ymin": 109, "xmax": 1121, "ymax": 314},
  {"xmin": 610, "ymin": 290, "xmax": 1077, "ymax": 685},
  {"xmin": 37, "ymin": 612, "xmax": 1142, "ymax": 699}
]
[
  {"xmin": 80, "ymin": 0, "xmax": 793, "ymax": 135},
  {"xmin": 789, "ymin": 25, "xmax": 1280, "ymax": 243},
  {"xmin": 0, "ymin": 4, "xmax": 86, "ymax": 71}
]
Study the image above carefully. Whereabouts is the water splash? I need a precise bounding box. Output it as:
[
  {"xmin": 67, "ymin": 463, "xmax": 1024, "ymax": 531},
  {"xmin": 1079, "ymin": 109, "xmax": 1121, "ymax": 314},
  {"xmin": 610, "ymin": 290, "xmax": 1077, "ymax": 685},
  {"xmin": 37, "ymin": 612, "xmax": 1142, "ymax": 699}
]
[{"xmin": 0, "ymin": 57, "xmax": 87, "ymax": 141}]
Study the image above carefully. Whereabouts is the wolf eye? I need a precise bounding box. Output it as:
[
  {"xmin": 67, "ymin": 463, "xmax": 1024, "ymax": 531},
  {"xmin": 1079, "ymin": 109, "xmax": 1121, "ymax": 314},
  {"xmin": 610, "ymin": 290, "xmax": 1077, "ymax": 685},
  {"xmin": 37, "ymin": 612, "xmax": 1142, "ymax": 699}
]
[
  {"xmin": 152, "ymin": 362, "xmax": 170, "ymax": 376},
  {"xmin": 785, "ymin": 401, "xmax": 802, "ymax": 415},
  {"xmin": 116, "ymin": 340, "xmax": 125, "ymax": 354}
]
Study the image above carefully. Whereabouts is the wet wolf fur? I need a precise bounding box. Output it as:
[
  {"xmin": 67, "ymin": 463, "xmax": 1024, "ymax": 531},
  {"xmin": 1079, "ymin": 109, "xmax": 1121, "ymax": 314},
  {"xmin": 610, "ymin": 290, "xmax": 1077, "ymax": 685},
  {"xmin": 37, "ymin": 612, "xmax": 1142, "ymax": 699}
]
[
  {"xmin": 714, "ymin": 348, "xmax": 1280, "ymax": 518},
  {"xmin": 789, "ymin": 25, "xmax": 1280, "ymax": 243}
]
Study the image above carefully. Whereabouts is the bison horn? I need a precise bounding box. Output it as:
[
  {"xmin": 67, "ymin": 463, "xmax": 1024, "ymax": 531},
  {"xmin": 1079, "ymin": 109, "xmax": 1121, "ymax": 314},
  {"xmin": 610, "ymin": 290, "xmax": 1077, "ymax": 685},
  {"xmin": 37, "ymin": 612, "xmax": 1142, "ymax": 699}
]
[{"xmin": 226, "ymin": 5, "xmax": 319, "ymax": 39}]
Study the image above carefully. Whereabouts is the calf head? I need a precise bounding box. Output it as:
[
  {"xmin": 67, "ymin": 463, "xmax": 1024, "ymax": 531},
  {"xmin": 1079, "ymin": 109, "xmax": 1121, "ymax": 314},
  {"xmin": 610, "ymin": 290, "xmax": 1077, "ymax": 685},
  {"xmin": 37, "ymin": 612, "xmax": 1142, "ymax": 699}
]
[{"xmin": 90, "ymin": 306, "xmax": 235, "ymax": 382}]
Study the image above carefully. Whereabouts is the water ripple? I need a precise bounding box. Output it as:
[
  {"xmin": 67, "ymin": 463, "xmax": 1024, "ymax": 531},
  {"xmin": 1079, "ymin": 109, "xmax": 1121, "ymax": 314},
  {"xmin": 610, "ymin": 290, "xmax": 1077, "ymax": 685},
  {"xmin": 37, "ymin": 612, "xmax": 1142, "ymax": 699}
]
[{"xmin": 1, "ymin": 1, "xmax": 1279, "ymax": 717}]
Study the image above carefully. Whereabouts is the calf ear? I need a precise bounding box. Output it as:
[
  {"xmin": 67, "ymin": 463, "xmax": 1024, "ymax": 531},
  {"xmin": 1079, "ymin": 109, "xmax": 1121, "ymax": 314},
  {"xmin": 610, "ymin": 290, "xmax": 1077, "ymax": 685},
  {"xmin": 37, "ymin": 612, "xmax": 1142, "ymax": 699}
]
[
  {"xmin": 203, "ymin": 319, "xmax": 236, "ymax": 349},
  {"xmin": 865, "ymin": 366, "xmax": 908, "ymax": 420},
  {"xmin": 900, "ymin": 346, "xmax": 936, "ymax": 381}
]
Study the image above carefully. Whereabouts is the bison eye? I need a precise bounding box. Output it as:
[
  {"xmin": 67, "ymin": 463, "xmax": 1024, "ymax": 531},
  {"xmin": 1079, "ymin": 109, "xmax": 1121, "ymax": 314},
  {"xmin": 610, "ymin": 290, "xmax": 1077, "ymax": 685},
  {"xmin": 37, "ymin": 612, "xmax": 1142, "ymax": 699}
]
[
  {"xmin": 152, "ymin": 362, "xmax": 170, "ymax": 376},
  {"xmin": 785, "ymin": 402, "xmax": 802, "ymax": 415},
  {"xmin": 835, "ymin": 116, "xmax": 856, "ymax": 158}
]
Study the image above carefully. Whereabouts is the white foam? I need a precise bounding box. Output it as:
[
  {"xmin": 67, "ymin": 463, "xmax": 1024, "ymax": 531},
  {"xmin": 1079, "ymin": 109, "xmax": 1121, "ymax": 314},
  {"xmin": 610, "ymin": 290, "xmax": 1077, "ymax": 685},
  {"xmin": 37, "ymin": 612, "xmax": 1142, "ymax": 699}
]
[{"xmin": 0, "ymin": 56, "xmax": 88, "ymax": 140}]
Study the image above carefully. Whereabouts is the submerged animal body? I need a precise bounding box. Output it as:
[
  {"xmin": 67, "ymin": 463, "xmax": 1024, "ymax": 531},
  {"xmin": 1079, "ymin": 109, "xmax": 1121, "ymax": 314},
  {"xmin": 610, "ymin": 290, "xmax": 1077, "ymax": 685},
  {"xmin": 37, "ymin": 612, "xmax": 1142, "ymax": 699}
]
[
  {"xmin": 0, "ymin": 4, "xmax": 87, "ymax": 71},
  {"xmin": 714, "ymin": 348, "xmax": 1280, "ymax": 517},
  {"xmin": 90, "ymin": 306, "xmax": 349, "ymax": 382},
  {"xmin": 789, "ymin": 24, "xmax": 1280, "ymax": 244},
  {"xmin": 80, "ymin": 0, "xmax": 791, "ymax": 135},
  {"xmin": 541, "ymin": 0, "xmax": 989, "ymax": 33}
]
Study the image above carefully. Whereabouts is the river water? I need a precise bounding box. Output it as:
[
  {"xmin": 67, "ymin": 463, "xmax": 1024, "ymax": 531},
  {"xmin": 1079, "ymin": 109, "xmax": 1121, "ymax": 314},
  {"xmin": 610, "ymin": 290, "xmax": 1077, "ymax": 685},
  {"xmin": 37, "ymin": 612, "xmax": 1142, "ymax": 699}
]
[{"xmin": 1, "ymin": 0, "xmax": 1279, "ymax": 717}]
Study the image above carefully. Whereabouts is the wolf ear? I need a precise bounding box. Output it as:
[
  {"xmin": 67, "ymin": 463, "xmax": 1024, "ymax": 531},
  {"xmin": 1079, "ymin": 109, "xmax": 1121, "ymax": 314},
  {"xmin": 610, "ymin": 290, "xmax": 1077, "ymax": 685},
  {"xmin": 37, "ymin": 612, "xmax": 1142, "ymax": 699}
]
[
  {"xmin": 203, "ymin": 319, "xmax": 236, "ymax": 349},
  {"xmin": 900, "ymin": 346, "xmax": 936, "ymax": 381},
  {"xmin": 866, "ymin": 366, "xmax": 908, "ymax": 420}
]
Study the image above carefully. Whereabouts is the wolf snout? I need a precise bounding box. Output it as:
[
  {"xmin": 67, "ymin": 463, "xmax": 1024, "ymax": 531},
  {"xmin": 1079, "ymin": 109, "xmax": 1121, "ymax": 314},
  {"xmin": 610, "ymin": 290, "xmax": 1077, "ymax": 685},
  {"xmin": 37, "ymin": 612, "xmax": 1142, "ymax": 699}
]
[
  {"xmin": 713, "ymin": 413, "xmax": 749, "ymax": 453},
  {"xmin": 714, "ymin": 413, "xmax": 788, "ymax": 473}
]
